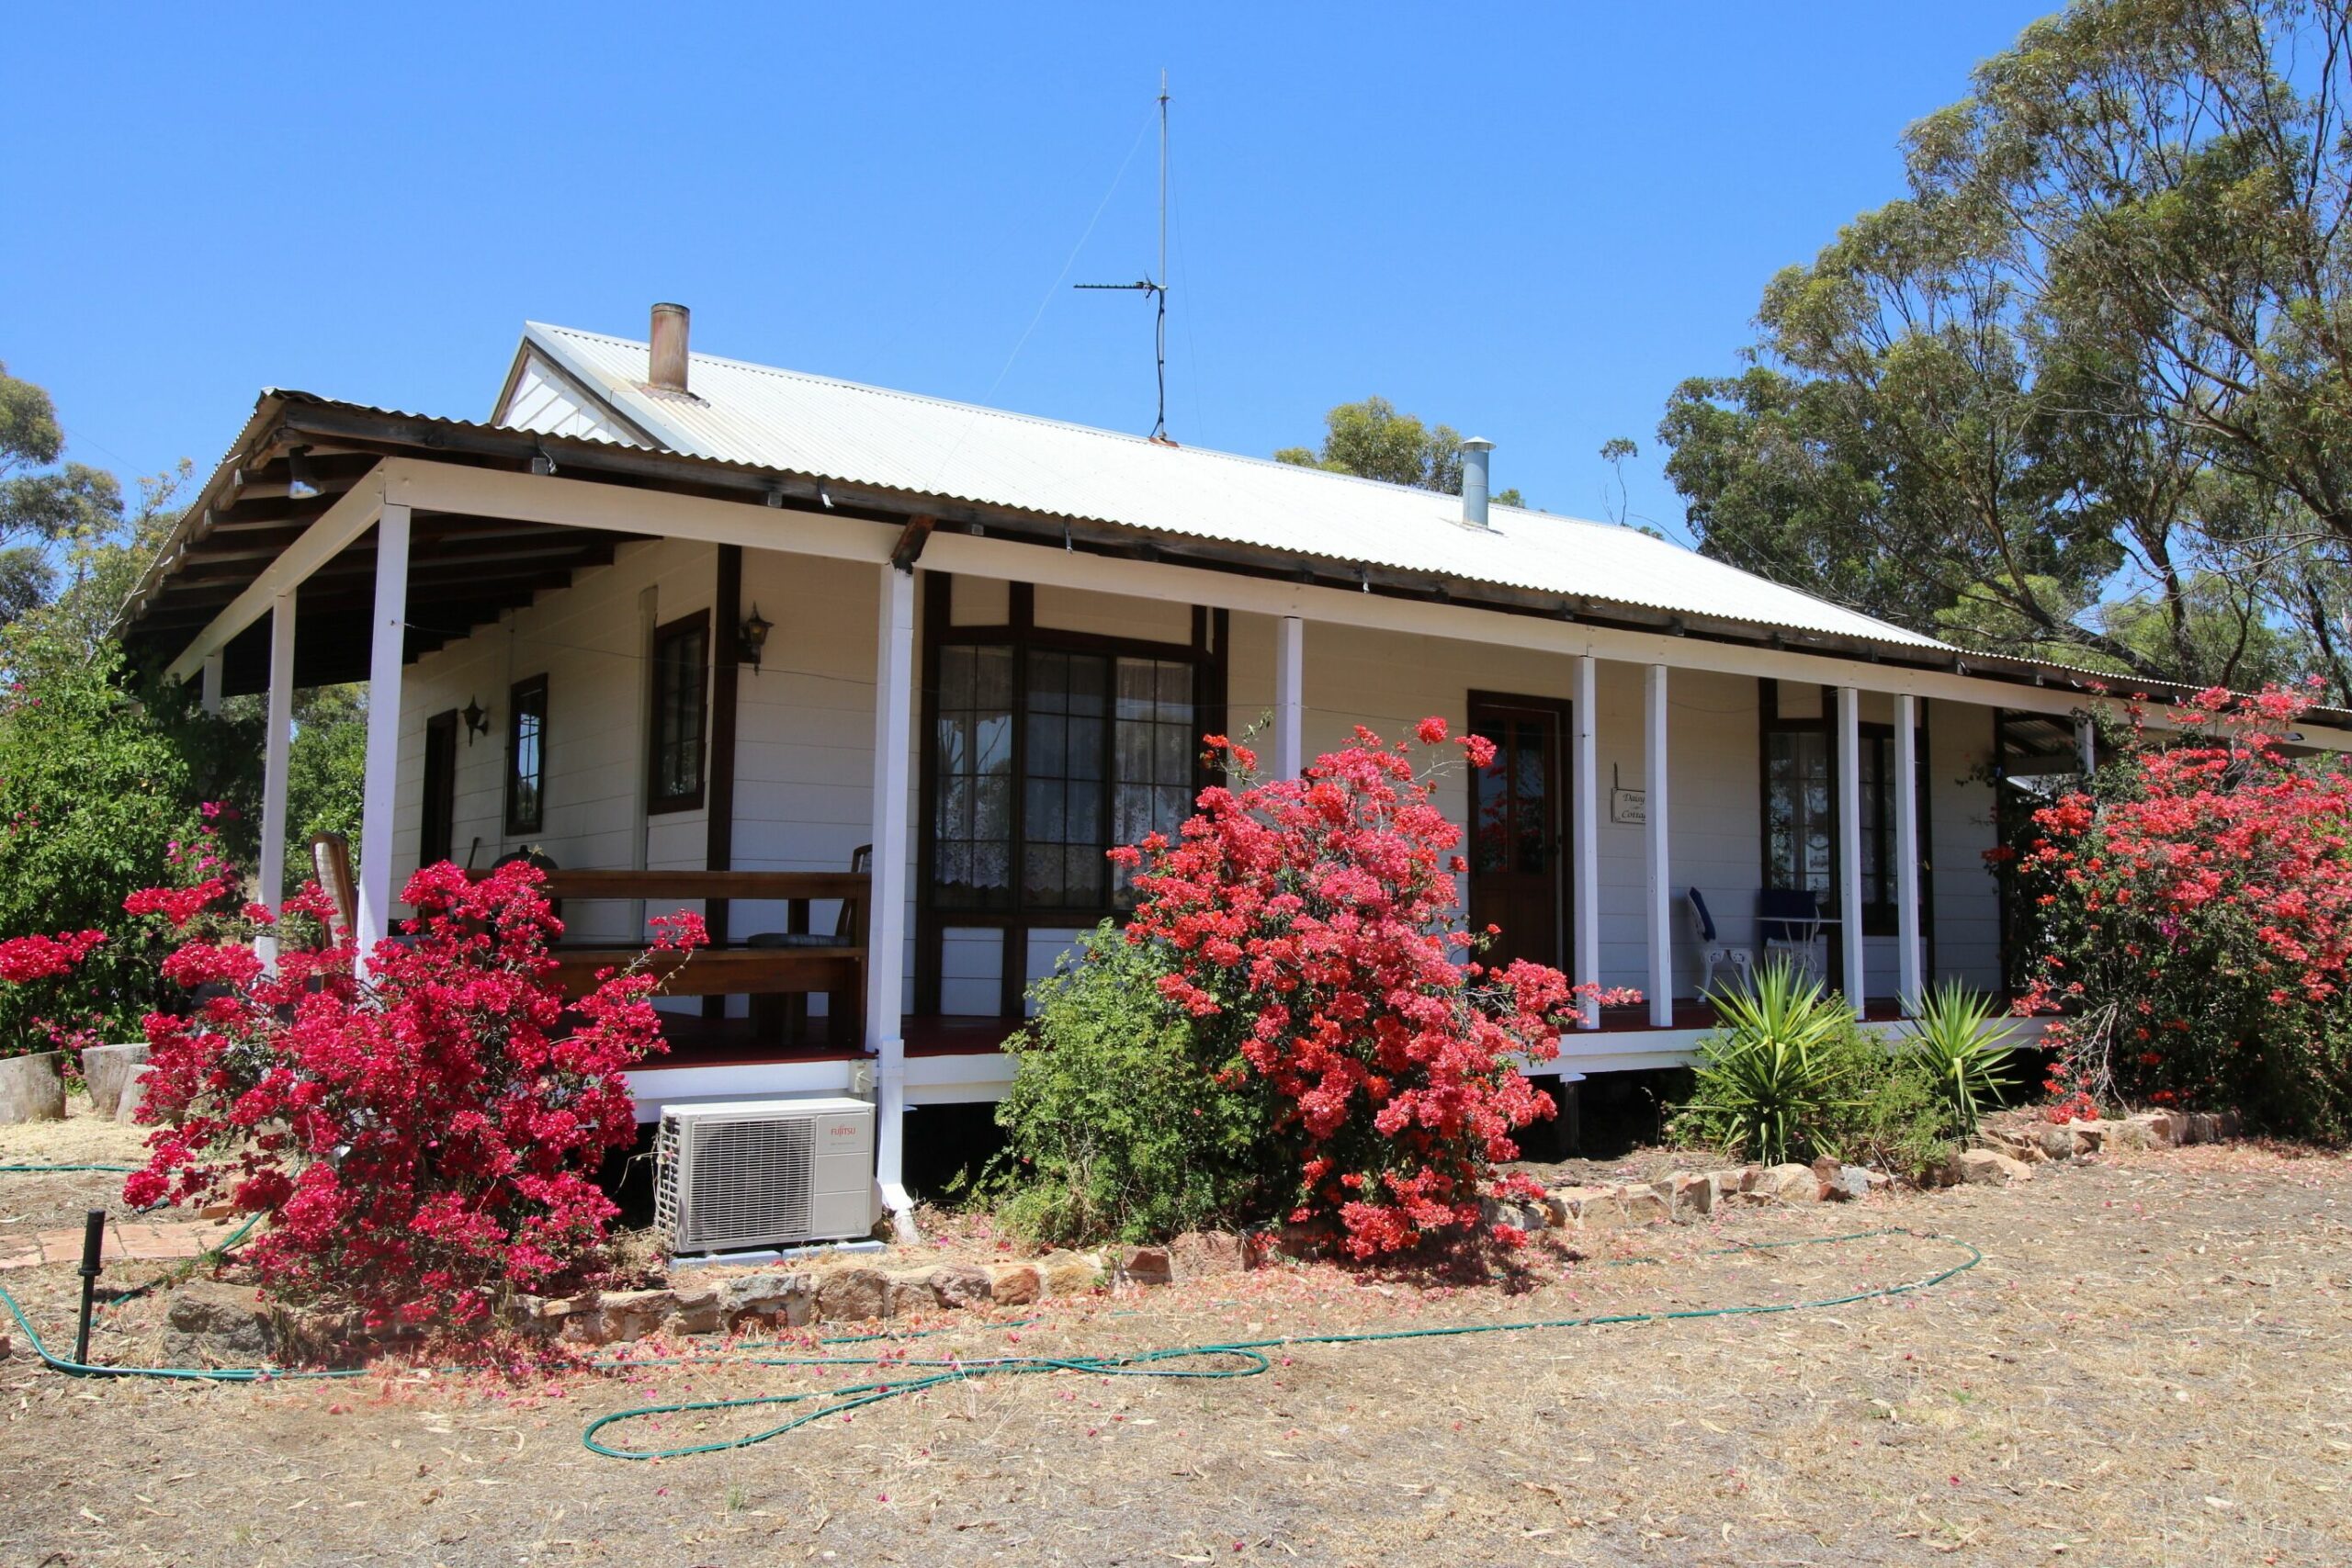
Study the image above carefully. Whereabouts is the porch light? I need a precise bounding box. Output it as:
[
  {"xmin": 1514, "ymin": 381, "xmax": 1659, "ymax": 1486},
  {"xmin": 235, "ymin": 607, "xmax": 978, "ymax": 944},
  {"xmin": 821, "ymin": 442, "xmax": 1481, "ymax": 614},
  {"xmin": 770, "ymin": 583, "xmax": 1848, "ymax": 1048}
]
[
  {"xmin": 739, "ymin": 604, "xmax": 774, "ymax": 673},
  {"xmin": 462, "ymin": 697, "xmax": 490, "ymax": 741}
]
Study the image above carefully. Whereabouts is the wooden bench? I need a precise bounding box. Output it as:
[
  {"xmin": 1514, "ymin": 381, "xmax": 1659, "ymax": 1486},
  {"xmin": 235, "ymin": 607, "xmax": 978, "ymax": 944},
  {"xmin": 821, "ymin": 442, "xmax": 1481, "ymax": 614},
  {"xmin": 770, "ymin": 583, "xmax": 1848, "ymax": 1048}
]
[{"xmin": 535, "ymin": 869, "xmax": 869, "ymax": 1048}]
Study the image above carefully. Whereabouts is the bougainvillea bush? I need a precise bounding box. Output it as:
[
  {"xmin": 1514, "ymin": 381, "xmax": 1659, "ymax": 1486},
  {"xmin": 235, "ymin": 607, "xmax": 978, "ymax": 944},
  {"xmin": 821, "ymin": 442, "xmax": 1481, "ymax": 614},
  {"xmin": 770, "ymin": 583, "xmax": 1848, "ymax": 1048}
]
[
  {"xmin": 2015, "ymin": 685, "xmax": 2352, "ymax": 1137},
  {"xmin": 1089, "ymin": 719, "xmax": 1634, "ymax": 1259},
  {"xmin": 122, "ymin": 860, "xmax": 700, "ymax": 1333}
]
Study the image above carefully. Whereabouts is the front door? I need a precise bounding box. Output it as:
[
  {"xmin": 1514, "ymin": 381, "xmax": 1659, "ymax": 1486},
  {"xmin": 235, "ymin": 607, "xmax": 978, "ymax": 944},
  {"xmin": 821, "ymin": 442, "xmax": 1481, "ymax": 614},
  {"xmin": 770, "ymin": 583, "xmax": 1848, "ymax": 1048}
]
[{"xmin": 1466, "ymin": 694, "xmax": 1567, "ymax": 972}]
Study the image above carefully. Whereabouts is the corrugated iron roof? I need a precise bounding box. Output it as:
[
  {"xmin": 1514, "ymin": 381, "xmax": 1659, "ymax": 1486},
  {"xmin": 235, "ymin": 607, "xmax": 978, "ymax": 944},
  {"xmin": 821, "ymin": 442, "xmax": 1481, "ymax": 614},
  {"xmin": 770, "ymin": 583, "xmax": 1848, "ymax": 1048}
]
[{"xmin": 520, "ymin": 321, "xmax": 1950, "ymax": 651}]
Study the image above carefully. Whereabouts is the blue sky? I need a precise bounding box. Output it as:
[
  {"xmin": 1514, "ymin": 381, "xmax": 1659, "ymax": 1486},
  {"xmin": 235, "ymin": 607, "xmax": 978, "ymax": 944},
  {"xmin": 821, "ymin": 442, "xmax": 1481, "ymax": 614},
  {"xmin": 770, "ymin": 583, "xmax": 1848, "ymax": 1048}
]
[{"xmin": 2, "ymin": 2, "xmax": 2053, "ymax": 541}]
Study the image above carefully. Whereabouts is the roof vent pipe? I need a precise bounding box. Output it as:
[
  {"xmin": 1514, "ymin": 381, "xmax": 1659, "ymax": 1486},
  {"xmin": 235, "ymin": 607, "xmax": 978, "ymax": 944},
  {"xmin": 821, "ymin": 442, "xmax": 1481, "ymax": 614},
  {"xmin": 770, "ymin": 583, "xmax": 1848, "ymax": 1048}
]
[
  {"xmin": 1460, "ymin": 436, "xmax": 1494, "ymax": 528},
  {"xmin": 649, "ymin": 302, "xmax": 691, "ymax": 393}
]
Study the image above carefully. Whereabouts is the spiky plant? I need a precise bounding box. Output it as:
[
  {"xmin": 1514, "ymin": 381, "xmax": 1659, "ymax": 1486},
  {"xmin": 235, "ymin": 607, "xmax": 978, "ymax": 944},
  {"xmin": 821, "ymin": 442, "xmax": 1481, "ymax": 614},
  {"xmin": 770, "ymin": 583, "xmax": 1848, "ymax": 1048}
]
[
  {"xmin": 1673, "ymin": 959, "xmax": 1857, "ymax": 1168},
  {"xmin": 1902, "ymin": 980, "xmax": 2018, "ymax": 1134}
]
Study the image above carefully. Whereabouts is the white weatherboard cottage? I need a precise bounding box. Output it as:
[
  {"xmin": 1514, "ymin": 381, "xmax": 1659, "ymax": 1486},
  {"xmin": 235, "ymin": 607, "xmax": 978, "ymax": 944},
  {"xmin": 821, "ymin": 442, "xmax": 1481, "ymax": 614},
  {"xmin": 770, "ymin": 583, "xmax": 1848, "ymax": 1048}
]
[{"xmin": 121, "ymin": 304, "xmax": 2352, "ymax": 1229}]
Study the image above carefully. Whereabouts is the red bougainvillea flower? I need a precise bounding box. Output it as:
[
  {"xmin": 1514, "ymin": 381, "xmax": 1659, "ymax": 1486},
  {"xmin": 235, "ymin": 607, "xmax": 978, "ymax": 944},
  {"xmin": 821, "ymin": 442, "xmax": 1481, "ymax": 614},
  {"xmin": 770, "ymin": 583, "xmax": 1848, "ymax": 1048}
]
[
  {"xmin": 121, "ymin": 859, "xmax": 698, "ymax": 1333},
  {"xmin": 1114, "ymin": 719, "xmax": 1636, "ymax": 1258},
  {"xmin": 2015, "ymin": 683, "xmax": 2352, "ymax": 1135}
]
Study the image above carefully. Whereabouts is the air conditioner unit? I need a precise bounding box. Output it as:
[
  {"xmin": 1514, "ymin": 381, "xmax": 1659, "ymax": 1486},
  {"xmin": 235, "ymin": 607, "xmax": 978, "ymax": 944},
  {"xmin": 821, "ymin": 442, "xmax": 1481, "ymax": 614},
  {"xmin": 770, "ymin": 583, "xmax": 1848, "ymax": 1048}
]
[{"xmin": 654, "ymin": 1097, "xmax": 877, "ymax": 1253}]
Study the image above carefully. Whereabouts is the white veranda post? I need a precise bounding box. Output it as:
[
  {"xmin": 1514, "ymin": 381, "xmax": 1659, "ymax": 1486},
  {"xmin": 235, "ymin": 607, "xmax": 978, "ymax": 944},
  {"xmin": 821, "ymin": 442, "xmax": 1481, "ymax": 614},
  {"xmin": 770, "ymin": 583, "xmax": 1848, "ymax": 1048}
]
[
  {"xmin": 1837, "ymin": 685, "xmax": 1866, "ymax": 1015},
  {"xmin": 867, "ymin": 562, "xmax": 917, "ymax": 1239},
  {"xmin": 1274, "ymin": 615, "xmax": 1304, "ymax": 778},
  {"xmin": 355, "ymin": 503, "xmax": 411, "ymax": 950},
  {"xmin": 1894, "ymin": 693, "xmax": 1924, "ymax": 1009},
  {"xmin": 1571, "ymin": 655, "xmax": 1600, "ymax": 1029},
  {"xmin": 200, "ymin": 650, "xmax": 223, "ymax": 716},
  {"xmin": 257, "ymin": 592, "xmax": 296, "ymax": 964},
  {"xmin": 1645, "ymin": 663, "xmax": 1673, "ymax": 1029}
]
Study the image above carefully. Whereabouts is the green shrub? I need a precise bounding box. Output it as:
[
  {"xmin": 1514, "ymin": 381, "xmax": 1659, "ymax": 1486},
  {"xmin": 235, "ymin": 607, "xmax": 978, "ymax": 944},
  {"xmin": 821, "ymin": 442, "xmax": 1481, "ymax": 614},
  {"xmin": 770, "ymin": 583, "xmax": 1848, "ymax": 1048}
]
[
  {"xmin": 1671, "ymin": 961, "xmax": 1989, "ymax": 1181},
  {"xmin": 983, "ymin": 923, "xmax": 1282, "ymax": 1246},
  {"xmin": 1903, "ymin": 980, "xmax": 2018, "ymax": 1130},
  {"xmin": 1669, "ymin": 962, "xmax": 1856, "ymax": 1167}
]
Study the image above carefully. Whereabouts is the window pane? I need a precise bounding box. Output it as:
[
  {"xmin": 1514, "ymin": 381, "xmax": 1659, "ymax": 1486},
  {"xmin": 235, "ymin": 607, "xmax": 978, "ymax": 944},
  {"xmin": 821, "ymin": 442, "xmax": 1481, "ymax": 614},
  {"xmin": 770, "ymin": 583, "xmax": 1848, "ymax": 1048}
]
[
  {"xmin": 933, "ymin": 644, "xmax": 1012, "ymax": 908},
  {"xmin": 1764, "ymin": 729, "xmax": 1833, "ymax": 904},
  {"xmin": 1110, "ymin": 657, "xmax": 1195, "ymax": 904}
]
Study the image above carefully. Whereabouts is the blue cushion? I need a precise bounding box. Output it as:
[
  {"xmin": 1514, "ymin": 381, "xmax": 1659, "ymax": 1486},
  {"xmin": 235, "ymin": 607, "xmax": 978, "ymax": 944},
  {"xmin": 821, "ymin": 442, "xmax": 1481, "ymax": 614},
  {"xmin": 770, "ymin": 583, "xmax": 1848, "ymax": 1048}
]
[{"xmin": 1687, "ymin": 886, "xmax": 1716, "ymax": 942}]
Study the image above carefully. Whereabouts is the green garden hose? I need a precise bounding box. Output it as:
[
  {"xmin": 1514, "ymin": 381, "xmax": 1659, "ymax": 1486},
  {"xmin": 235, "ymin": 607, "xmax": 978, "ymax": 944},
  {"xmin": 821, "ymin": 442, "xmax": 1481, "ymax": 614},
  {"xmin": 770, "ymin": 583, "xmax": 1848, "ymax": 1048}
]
[
  {"xmin": 578, "ymin": 1227, "xmax": 1984, "ymax": 1461},
  {"xmin": 0, "ymin": 1166, "xmax": 1983, "ymax": 1464}
]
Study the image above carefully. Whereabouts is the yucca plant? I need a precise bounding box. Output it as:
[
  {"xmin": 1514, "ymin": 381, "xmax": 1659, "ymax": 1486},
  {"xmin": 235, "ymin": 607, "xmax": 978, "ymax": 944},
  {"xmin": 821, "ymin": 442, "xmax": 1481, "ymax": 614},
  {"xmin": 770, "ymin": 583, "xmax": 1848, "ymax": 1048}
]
[
  {"xmin": 1902, "ymin": 980, "xmax": 2018, "ymax": 1134},
  {"xmin": 1674, "ymin": 959, "xmax": 1858, "ymax": 1167}
]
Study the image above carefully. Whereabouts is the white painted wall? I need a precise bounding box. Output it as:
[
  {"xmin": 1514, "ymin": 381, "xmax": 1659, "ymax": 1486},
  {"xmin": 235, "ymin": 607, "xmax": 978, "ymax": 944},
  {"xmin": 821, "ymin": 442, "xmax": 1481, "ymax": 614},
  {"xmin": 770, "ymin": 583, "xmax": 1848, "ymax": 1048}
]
[
  {"xmin": 393, "ymin": 536, "xmax": 714, "ymax": 947},
  {"xmin": 392, "ymin": 549, "xmax": 2013, "ymax": 1032}
]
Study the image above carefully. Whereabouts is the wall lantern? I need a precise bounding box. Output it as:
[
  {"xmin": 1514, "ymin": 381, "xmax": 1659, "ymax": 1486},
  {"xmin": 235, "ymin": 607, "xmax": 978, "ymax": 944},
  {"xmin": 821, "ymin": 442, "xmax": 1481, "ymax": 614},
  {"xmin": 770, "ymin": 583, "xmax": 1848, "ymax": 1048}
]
[
  {"xmin": 740, "ymin": 604, "xmax": 774, "ymax": 673},
  {"xmin": 462, "ymin": 697, "xmax": 490, "ymax": 742}
]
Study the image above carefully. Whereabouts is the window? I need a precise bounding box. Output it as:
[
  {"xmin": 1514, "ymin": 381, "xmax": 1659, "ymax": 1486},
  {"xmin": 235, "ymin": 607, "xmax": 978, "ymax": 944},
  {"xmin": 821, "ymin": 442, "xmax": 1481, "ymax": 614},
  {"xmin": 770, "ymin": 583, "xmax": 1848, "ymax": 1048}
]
[
  {"xmin": 506, "ymin": 674, "xmax": 548, "ymax": 835},
  {"xmin": 649, "ymin": 612, "xmax": 708, "ymax": 812},
  {"xmin": 1759, "ymin": 683, "xmax": 1928, "ymax": 936},
  {"xmin": 931, "ymin": 647, "xmax": 1196, "ymax": 913},
  {"xmin": 922, "ymin": 578, "xmax": 1217, "ymax": 1015}
]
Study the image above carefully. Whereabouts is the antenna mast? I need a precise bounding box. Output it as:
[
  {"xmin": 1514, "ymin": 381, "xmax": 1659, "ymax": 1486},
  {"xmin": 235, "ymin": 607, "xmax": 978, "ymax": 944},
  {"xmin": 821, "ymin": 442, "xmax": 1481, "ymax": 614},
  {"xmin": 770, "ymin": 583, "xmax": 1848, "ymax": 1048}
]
[{"xmin": 1078, "ymin": 72, "xmax": 1173, "ymax": 440}]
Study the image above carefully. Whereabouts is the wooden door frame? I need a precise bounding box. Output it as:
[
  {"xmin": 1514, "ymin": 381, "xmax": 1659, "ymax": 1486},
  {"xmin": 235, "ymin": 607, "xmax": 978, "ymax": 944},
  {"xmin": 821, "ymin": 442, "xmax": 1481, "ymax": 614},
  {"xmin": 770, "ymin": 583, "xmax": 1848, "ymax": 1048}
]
[{"xmin": 1464, "ymin": 690, "xmax": 1575, "ymax": 973}]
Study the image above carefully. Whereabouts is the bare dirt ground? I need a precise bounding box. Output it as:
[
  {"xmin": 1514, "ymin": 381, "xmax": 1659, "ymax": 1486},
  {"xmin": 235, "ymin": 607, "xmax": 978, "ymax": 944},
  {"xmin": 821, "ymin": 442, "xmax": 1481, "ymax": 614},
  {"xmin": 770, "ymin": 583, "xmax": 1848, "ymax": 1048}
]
[{"xmin": 3, "ymin": 1110, "xmax": 2349, "ymax": 1567}]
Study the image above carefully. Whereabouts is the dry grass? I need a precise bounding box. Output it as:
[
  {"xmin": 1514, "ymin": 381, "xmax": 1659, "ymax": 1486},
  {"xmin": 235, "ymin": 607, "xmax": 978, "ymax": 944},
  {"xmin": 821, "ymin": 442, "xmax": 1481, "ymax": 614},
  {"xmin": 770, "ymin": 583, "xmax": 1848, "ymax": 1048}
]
[{"xmin": 3, "ymin": 1112, "xmax": 2349, "ymax": 1565}]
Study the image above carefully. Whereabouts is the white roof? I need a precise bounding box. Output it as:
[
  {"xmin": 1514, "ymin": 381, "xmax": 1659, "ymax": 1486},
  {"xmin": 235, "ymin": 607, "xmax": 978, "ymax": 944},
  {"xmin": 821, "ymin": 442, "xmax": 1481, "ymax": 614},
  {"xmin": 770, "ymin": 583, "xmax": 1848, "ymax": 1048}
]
[{"xmin": 516, "ymin": 321, "xmax": 1948, "ymax": 650}]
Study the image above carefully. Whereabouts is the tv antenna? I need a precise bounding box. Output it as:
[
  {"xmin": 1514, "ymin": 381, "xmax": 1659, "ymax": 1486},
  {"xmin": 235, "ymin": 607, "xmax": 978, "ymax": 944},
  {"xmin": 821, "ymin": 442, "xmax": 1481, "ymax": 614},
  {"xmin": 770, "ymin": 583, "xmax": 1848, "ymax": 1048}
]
[{"xmin": 1077, "ymin": 72, "xmax": 1173, "ymax": 442}]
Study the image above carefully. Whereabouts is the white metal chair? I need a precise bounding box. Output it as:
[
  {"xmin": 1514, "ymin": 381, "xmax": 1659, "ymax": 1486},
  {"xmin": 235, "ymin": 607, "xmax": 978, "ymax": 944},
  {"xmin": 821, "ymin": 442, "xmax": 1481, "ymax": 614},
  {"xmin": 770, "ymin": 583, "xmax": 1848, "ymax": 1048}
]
[
  {"xmin": 1758, "ymin": 887, "xmax": 1826, "ymax": 982},
  {"xmin": 1686, "ymin": 887, "xmax": 1753, "ymax": 997}
]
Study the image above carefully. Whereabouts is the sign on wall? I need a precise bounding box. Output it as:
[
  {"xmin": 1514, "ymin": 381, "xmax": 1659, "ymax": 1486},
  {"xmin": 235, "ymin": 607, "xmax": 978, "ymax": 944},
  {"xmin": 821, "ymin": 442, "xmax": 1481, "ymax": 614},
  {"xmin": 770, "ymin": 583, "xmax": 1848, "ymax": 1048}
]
[{"xmin": 1610, "ymin": 786, "xmax": 1647, "ymax": 826}]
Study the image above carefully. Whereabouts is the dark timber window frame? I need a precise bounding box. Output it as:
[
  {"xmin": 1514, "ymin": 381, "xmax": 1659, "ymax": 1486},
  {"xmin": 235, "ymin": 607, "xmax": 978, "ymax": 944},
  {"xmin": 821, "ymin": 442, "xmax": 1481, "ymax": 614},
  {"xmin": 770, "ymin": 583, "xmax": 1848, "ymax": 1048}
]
[
  {"xmin": 648, "ymin": 610, "xmax": 710, "ymax": 815},
  {"xmin": 1758, "ymin": 680, "xmax": 1935, "ymax": 951},
  {"xmin": 505, "ymin": 673, "xmax": 548, "ymax": 836},
  {"xmin": 914, "ymin": 574, "xmax": 1227, "ymax": 1018}
]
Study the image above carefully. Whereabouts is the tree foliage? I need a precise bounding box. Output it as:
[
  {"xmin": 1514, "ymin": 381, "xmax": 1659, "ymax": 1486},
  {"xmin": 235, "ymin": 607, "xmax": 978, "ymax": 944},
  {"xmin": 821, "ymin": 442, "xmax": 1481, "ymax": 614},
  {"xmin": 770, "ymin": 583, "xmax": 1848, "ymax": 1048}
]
[
  {"xmin": 1658, "ymin": 0, "xmax": 2352, "ymax": 697},
  {"xmin": 0, "ymin": 360, "xmax": 122, "ymax": 626},
  {"xmin": 1277, "ymin": 397, "xmax": 1525, "ymax": 506}
]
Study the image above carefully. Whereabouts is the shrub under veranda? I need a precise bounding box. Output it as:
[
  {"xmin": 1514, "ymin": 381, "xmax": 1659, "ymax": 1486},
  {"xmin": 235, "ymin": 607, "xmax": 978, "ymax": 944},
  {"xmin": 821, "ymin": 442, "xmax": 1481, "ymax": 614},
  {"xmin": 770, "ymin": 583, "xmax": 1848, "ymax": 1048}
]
[
  {"xmin": 2015, "ymin": 684, "xmax": 2352, "ymax": 1136},
  {"xmin": 1671, "ymin": 961, "xmax": 2011, "ymax": 1179},
  {"xmin": 990, "ymin": 720, "xmax": 1632, "ymax": 1258},
  {"xmin": 989, "ymin": 922, "xmax": 1283, "ymax": 1247},
  {"xmin": 122, "ymin": 861, "xmax": 699, "ymax": 1333}
]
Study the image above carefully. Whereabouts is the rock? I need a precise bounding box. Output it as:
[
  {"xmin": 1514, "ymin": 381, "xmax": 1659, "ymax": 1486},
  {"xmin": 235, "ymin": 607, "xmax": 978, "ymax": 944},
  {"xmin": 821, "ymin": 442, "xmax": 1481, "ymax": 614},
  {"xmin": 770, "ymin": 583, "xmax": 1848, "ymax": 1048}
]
[
  {"xmin": 164, "ymin": 1280, "xmax": 276, "ymax": 1361},
  {"xmin": 1668, "ymin": 1172, "xmax": 1715, "ymax": 1219},
  {"xmin": 815, "ymin": 1266, "xmax": 888, "ymax": 1323},
  {"xmin": 2069, "ymin": 1122, "xmax": 2106, "ymax": 1156},
  {"xmin": 2104, "ymin": 1117, "xmax": 2157, "ymax": 1151},
  {"xmin": 1824, "ymin": 1165, "xmax": 1873, "ymax": 1201},
  {"xmin": 1549, "ymin": 1184, "xmax": 1628, "ymax": 1228},
  {"xmin": 987, "ymin": 1262, "xmax": 1041, "ymax": 1305},
  {"xmin": 1955, "ymin": 1148, "xmax": 2034, "ymax": 1186},
  {"xmin": 1810, "ymin": 1155, "xmax": 1841, "ymax": 1183},
  {"xmin": 563, "ymin": 1288, "xmax": 675, "ymax": 1345},
  {"xmin": 1712, "ymin": 1167, "xmax": 1760, "ymax": 1195},
  {"xmin": 1040, "ymin": 1251, "xmax": 1102, "ymax": 1297},
  {"xmin": 663, "ymin": 1285, "xmax": 723, "ymax": 1336},
  {"xmin": 883, "ymin": 1270, "xmax": 937, "ymax": 1317},
  {"xmin": 1621, "ymin": 1187, "xmax": 1670, "ymax": 1225},
  {"xmin": 1113, "ymin": 1245, "xmax": 1173, "ymax": 1286},
  {"xmin": 1481, "ymin": 1197, "xmax": 1549, "ymax": 1234},
  {"xmin": 2185, "ymin": 1111, "xmax": 2224, "ymax": 1145},
  {"xmin": 716, "ymin": 1271, "xmax": 811, "ymax": 1330},
  {"xmin": 2143, "ymin": 1109, "xmax": 2185, "ymax": 1145},
  {"xmin": 115, "ymin": 1064, "xmax": 152, "ymax": 1125},
  {"xmin": 2036, "ymin": 1123, "xmax": 2079, "ymax": 1160},
  {"xmin": 78, "ymin": 1042, "xmax": 150, "ymax": 1119},
  {"xmin": 1758, "ymin": 1164, "xmax": 1823, "ymax": 1202},
  {"xmin": 1169, "ymin": 1231, "xmax": 1248, "ymax": 1279},
  {"xmin": 928, "ymin": 1264, "xmax": 994, "ymax": 1309},
  {"xmin": 0, "ymin": 1051, "xmax": 65, "ymax": 1124},
  {"xmin": 0, "ymin": 1332, "xmax": 10, "ymax": 1359}
]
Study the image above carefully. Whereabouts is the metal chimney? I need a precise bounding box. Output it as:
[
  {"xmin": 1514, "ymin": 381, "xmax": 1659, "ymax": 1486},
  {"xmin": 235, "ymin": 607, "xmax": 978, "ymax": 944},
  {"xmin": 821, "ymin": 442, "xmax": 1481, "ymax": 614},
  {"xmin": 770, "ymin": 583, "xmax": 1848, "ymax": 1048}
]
[
  {"xmin": 649, "ymin": 302, "xmax": 691, "ymax": 393},
  {"xmin": 1461, "ymin": 436, "xmax": 1494, "ymax": 528}
]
